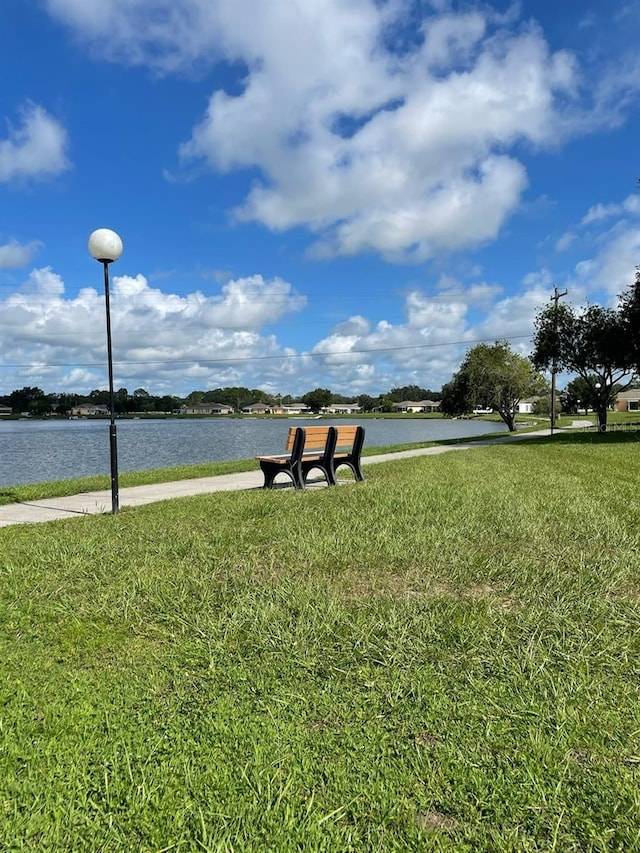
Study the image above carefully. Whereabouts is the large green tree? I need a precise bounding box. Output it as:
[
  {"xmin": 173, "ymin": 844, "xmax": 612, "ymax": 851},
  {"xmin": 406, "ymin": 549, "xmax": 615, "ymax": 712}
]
[
  {"xmin": 302, "ymin": 387, "xmax": 333, "ymax": 413},
  {"xmin": 441, "ymin": 342, "xmax": 546, "ymax": 432},
  {"xmin": 620, "ymin": 268, "xmax": 640, "ymax": 375},
  {"xmin": 9, "ymin": 386, "xmax": 46, "ymax": 415},
  {"xmin": 532, "ymin": 301, "xmax": 633, "ymax": 431},
  {"xmin": 387, "ymin": 385, "xmax": 440, "ymax": 402},
  {"xmin": 561, "ymin": 376, "xmax": 601, "ymax": 415}
]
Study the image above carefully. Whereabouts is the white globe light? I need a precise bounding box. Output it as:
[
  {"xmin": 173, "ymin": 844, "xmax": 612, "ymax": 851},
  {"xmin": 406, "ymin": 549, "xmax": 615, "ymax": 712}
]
[{"xmin": 88, "ymin": 228, "xmax": 123, "ymax": 263}]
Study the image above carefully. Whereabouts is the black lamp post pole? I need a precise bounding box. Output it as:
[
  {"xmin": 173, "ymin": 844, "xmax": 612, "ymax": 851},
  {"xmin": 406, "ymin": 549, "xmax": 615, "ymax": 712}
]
[{"xmin": 102, "ymin": 259, "xmax": 119, "ymax": 514}]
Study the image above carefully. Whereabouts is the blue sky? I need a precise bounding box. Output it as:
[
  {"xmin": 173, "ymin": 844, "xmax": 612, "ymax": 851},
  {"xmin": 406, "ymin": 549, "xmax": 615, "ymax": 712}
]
[{"xmin": 1, "ymin": 0, "xmax": 639, "ymax": 398}]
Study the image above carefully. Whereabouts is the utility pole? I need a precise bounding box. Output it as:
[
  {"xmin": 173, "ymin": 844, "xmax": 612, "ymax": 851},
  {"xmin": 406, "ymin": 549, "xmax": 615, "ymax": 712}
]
[{"xmin": 550, "ymin": 285, "xmax": 567, "ymax": 435}]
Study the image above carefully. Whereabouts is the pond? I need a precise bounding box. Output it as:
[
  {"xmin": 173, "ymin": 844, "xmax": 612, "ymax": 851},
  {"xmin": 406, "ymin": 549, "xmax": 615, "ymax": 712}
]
[{"xmin": 0, "ymin": 416, "xmax": 507, "ymax": 486}]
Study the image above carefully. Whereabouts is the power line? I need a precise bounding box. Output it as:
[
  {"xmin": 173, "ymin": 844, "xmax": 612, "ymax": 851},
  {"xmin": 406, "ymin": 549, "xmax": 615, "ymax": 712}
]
[{"xmin": 0, "ymin": 333, "xmax": 532, "ymax": 370}]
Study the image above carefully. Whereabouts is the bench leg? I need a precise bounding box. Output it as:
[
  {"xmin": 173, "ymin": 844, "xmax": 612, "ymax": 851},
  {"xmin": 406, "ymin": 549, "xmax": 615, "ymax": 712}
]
[
  {"xmin": 260, "ymin": 461, "xmax": 304, "ymax": 490},
  {"xmin": 301, "ymin": 461, "xmax": 333, "ymax": 487},
  {"xmin": 351, "ymin": 458, "xmax": 365, "ymax": 481},
  {"xmin": 333, "ymin": 458, "xmax": 365, "ymax": 483}
]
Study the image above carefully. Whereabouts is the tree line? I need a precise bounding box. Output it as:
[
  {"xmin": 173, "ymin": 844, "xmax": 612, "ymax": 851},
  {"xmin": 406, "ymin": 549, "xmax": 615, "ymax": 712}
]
[{"xmin": 0, "ymin": 384, "xmax": 442, "ymax": 417}]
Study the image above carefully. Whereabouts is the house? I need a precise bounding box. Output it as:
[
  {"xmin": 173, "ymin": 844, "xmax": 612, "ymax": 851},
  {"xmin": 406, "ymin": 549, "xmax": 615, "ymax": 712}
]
[
  {"xmin": 320, "ymin": 403, "xmax": 362, "ymax": 414},
  {"xmin": 281, "ymin": 403, "xmax": 311, "ymax": 415},
  {"xmin": 70, "ymin": 404, "xmax": 110, "ymax": 416},
  {"xmin": 0, "ymin": 404, "xmax": 12, "ymax": 416},
  {"xmin": 516, "ymin": 396, "xmax": 559, "ymax": 415},
  {"xmin": 516, "ymin": 398, "xmax": 537, "ymax": 414},
  {"xmin": 179, "ymin": 403, "xmax": 234, "ymax": 415},
  {"xmin": 242, "ymin": 403, "xmax": 271, "ymax": 415},
  {"xmin": 393, "ymin": 400, "xmax": 441, "ymax": 413},
  {"xmin": 615, "ymin": 389, "xmax": 640, "ymax": 412},
  {"xmin": 393, "ymin": 400, "xmax": 422, "ymax": 413}
]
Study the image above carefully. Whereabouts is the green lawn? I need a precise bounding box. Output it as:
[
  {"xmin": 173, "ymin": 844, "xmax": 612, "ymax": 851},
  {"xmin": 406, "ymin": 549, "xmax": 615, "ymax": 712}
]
[
  {"xmin": 1, "ymin": 432, "xmax": 639, "ymax": 851},
  {"xmin": 0, "ymin": 439, "xmax": 478, "ymax": 507}
]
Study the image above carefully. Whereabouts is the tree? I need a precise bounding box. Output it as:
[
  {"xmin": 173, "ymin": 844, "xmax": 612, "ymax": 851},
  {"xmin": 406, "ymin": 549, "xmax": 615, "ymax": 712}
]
[
  {"xmin": 440, "ymin": 342, "xmax": 547, "ymax": 432},
  {"xmin": 157, "ymin": 395, "xmax": 181, "ymax": 413},
  {"xmin": 440, "ymin": 371, "xmax": 472, "ymax": 419},
  {"xmin": 302, "ymin": 387, "xmax": 333, "ymax": 413},
  {"xmin": 54, "ymin": 393, "xmax": 79, "ymax": 416},
  {"xmin": 115, "ymin": 387, "xmax": 129, "ymax": 414},
  {"xmin": 357, "ymin": 394, "xmax": 376, "ymax": 413},
  {"xmin": 561, "ymin": 376, "xmax": 603, "ymax": 415},
  {"xmin": 387, "ymin": 385, "xmax": 435, "ymax": 402},
  {"xmin": 620, "ymin": 268, "xmax": 640, "ymax": 375},
  {"xmin": 9, "ymin": 386, "xmax": 46, "ymax": 415},
  {"xmin": 532, "ymin": 301, "xmax": 633, "ymax": 432},
  {"xmin": 88, "ymin": 388, "xmax": 109, "ymax": 406}
]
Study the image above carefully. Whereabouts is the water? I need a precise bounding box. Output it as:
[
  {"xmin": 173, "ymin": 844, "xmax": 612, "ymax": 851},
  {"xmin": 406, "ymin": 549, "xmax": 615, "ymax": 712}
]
[{"xmin": 0, "ymin": 416, "xmax": 507, "ymax": 486}]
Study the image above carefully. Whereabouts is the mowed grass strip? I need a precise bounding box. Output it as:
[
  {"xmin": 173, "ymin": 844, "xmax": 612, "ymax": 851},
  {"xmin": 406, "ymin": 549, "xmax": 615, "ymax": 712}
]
[
  {"xmin": 0, "ymin": 440, "xmax": 444, "ymax": 506},
  {"xmin": 1, "ymin": 435, "xmax": 639, "ymax": 851}
]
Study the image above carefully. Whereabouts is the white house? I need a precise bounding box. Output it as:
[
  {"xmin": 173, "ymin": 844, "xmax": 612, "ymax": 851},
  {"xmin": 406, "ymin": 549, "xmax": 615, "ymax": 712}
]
[
  {"xmin": 516, "ymin": 399, "xmax": 536, "ymax": 414},
  {"xmin": 70, "ymin": 404, "xmax": 110, "ymax": 416},
  {"xmin": 281, "ymin": 403, "xmax": 311, "ymax": 415},
  {"xmin": 242, "ymin": 403, "xmax": 271, "ymax": 414},
  {"xmin": 179, "ymin": 403, "xmax": 234, "ymax": 415},
  {"xmin": 321, "ymin": 403, "xmax": 362, "ymax": 414},
  {"xmin": 393, "ymin": 400, "xmax": 441, "ymax": 413}
]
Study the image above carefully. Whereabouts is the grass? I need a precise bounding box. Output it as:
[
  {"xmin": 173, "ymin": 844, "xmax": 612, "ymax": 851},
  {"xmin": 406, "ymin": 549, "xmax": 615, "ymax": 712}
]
[
  {"xmin": 0, "ymin": 437, "xmax": 504, "ymax": 506},
  {"xmin": 7, "ymin": 413, "xmax": 630, "ymax": 506},
  {"xmin": 1, "ymin": 431, "xmax": 640, "ymax": 850}
]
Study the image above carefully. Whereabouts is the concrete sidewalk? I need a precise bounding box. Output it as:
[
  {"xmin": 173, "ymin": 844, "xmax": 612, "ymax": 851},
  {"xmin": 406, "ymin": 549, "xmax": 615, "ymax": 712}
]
[{"xmin": 0, "ymin": 426, "xmax": 557, "ymax": 527}]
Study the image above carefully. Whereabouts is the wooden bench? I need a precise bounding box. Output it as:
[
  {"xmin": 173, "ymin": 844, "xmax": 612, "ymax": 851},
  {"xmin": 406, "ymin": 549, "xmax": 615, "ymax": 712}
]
[{"xmin": 256, "ymin": 424, "xmax": 365, "ymax": 489}]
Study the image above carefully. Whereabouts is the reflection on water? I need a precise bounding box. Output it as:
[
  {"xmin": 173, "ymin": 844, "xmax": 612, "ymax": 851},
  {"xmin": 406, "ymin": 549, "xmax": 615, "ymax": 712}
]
[{"xmin": 0, "ymin": 416, "xmax": 507, "ymax": 486}]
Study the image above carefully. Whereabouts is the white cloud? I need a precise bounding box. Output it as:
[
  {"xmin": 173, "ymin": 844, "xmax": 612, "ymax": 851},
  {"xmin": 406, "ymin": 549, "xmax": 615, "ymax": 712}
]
[
  {"xmin": 582, "ymin": 194, "xmax": 640, "ymax": 225},
  {"xmin": 582, "ymin": 202, "xmax": 623, "ymax": 225},
  {"xmin": 43, "ymin": 0, "xmax": 640, "ymax": 262},
  {"xmin": 0, "ymin": 268, "xmax": 307, "ymax": 395},
  {"xmin": 4, "ymin": 258, "xmax": 612, "ymax": 396},
  {"xmin": 0, "ymin": 239, "xmax": 42, "ymax": 269},
  {"xmin": 45, "ymin": 0, "xmax": 223, "ymax": 73},
  {"xmin": 556, "ymin": 192, "xmax": 640, "ymax": 300},
  {"xmin": 474, "ymin": 285, "xmax": 554, "ymax": 347},
  {"xmin": 182, "ymin": 14, "xmax": 567, "ymax": 261},
  {"xmin": 555, "ymin": 231, "xmax": 576, "ymax": 252},
  {"xmin": 2, "ymin": 264, "xmax": 534, "ymax": 396},
  {"xmin": 574, "ymin": 225, "xmax": 640, "ymax": 299},
  {"xmin": 0, "ymin": 103, "xmax": 70, "ymax": 183},
  {"xmin": 307, "ymin": 280, "xmax": 517, "ymax": 392}
]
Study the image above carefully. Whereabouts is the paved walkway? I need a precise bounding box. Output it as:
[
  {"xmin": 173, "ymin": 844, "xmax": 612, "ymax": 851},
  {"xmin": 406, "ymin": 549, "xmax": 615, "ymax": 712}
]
[{"xmin": 0, "ymin": 425, "xmax": 573, "ymax": 527}]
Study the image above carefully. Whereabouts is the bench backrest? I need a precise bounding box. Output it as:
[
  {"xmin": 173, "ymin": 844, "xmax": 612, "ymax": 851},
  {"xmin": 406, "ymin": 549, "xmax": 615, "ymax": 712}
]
[
  {"xmin": 284, "ymin": 424, "xmax": 363, "ymax": 455},
  {"xmin": 332, "ymin": 425, "xmax": 362, "ymax": 451},
  {"xmin": 283, "ymin": 426, "xmax": 307, "ymax": 458},
  {"xmin": 284, "ymin": 425, "xmax": 328, "ymax": 453}
]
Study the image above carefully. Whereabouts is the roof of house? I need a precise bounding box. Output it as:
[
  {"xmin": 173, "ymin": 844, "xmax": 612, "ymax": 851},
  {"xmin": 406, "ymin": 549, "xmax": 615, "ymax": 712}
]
[{"xmin": 394, "ymin": 400, "xmax": 440, "ymax": 407}]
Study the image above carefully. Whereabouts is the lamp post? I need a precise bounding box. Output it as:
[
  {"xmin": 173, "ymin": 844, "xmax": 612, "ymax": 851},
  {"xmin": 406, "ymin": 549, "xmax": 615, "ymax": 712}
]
[
  {"xmin": 88, "ymin": 228, "xmax": 123, "ymax": 514},
  {"xmin": 595, "ymin": 381, "xmax": 603, "ymax": 432}
]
